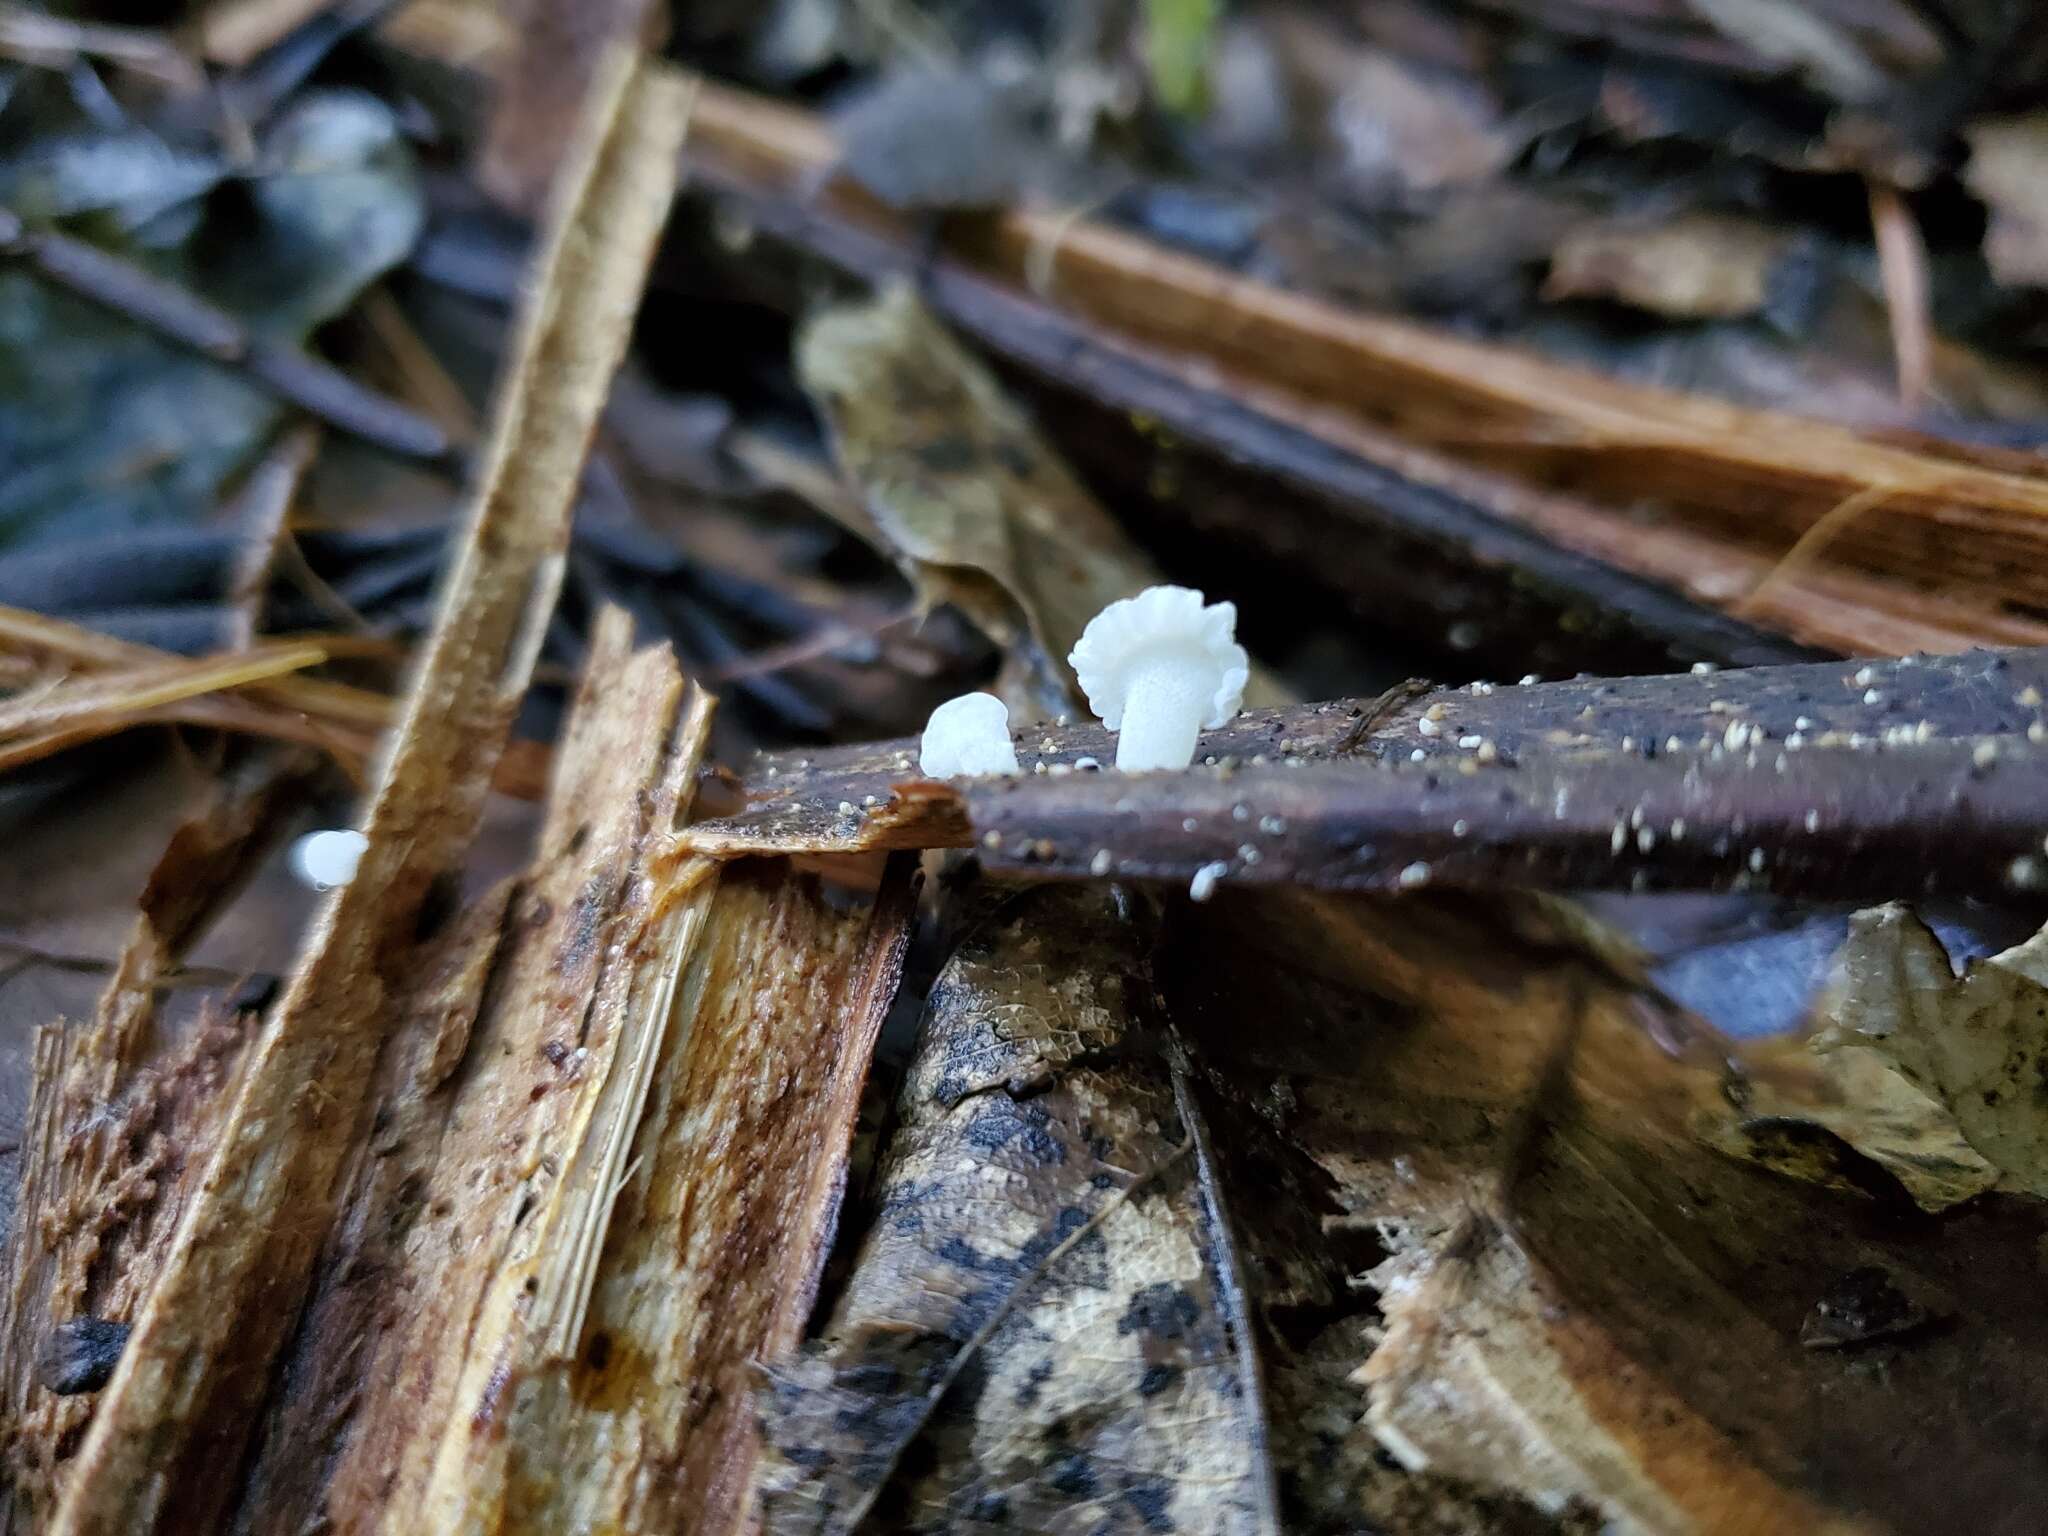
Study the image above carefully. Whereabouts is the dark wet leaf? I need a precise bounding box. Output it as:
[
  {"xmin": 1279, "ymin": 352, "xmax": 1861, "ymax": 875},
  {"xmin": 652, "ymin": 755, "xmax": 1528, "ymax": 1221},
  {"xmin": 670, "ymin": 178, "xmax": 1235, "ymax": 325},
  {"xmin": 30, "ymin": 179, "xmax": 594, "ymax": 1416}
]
[
  {"xmin": 757, "ymin": 884, "xmax": 1290, "ymax": 1535},
  {"xmin": 0, "ymin": 92, "xmax": 422, "ymax": 549}
]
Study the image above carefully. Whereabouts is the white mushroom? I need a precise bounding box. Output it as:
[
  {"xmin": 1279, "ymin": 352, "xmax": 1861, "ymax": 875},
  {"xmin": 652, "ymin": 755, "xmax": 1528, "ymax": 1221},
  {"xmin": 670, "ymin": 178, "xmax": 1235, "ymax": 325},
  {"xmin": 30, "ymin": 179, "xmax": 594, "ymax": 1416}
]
[
  {"xmin": 289, "ymin": 829, "xmax": 368, "ymax": 891},
  {"xmin": 919, "ymin": 692, "xmax": 1021, "ymax": 777},
  {"xmin": 1068, "ymin": 586, "xmax": 1248, "ymax": 772}
]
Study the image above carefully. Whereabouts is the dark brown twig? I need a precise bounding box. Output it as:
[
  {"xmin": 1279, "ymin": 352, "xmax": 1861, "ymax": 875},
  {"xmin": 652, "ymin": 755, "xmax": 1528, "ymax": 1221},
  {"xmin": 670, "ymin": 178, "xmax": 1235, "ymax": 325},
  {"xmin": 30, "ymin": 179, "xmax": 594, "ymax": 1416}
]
[
  {"xmin": 0, "ymin": 206, "xmax": 456, "ymax": 467},
  {"xmin": 1166, "ymin": 1041, "xmax": 1281, "ymax": 1536},
  {"xmin": 690, "ymin": 648, "xmax": 2048, "ymax": 903}
]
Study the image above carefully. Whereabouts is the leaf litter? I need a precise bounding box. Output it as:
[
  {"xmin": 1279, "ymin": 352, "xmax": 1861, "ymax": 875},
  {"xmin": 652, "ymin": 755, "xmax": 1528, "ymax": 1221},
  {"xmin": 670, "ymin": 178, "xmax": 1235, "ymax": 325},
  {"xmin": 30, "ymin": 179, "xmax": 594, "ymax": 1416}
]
[{"xmin": 5, "ymin": 4, "xmax": 2048, "ymax": 1535}]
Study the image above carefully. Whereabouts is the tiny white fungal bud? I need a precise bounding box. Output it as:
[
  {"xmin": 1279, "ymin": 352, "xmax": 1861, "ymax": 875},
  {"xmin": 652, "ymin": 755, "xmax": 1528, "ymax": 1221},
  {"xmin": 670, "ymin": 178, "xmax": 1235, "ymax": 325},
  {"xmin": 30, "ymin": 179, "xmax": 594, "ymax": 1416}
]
[
  {"xmin": 1417, "ymin": 717, "xmax": 1441, "ymax": 737},
  {"xmin": 1189, "ymin": 860, "xmax": 1229, "ymax": 902},
  {"xmin": 919, "ymin": 693, "xmax": 1021, "ymax": 777},
  {"xmin": 1090, "ymin": 849, "xmax": 1113, "ymax": 876},
  {"xmin": 1397, "ymin": 861, "xmax": 1431, "ymax": 889},
  {"xmin": 1069, "ymin": 586, "xmax": 1248, "ymax": 772},
  {"xmin": 290, "ymin": 830, "xmax": 368, "ymax": 892}
]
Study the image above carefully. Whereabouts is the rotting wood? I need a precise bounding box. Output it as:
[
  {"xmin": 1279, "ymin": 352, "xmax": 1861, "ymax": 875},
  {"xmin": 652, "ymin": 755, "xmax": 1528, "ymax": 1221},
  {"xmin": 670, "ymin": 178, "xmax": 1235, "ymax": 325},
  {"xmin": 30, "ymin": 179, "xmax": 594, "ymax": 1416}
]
[
  {"xmin": 42, "ymin": 48, "xmax": 691, "ymax": 1535},
  {"xmin": 227, "ymin": 875, "xmax": 517, "ymax": 1536},
  {"xmin": 1, "ymin": 757, "xmax": 311, "ymax": 1531},
  {"xmin": 230, "ymin": 606, "xmax": 711, "ymax": 1535},
  {"xmin": 684, "ymin": 648, "xmax": 2048, "ymax": 901},
  {"xmin": 500, "ymin": 856, "xmax": 916, "ymax": 1536}
]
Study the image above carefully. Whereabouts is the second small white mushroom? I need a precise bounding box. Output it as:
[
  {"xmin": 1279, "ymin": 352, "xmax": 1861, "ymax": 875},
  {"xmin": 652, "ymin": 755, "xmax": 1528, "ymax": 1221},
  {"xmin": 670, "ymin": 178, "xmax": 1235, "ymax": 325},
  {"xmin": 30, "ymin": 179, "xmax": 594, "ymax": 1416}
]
[
  {"xmin": 919, "ymin": 691, "xmax": 1021, "ymax": 777},
  {"xmin": 1069, "ymin": 586, "xmax": 1248, "ymax": 772},
  {"xmin": 290, "ymin": 829, "xmax": 368, "ymax": 891}
]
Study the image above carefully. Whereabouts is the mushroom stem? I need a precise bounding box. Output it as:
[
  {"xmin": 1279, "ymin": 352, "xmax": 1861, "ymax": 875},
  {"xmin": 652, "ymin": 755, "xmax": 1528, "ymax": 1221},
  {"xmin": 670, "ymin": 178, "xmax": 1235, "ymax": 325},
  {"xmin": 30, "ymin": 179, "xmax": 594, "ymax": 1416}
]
[{"xmin": 1114, "ymin": 655, "xmax": 1210, "ymax": 771}]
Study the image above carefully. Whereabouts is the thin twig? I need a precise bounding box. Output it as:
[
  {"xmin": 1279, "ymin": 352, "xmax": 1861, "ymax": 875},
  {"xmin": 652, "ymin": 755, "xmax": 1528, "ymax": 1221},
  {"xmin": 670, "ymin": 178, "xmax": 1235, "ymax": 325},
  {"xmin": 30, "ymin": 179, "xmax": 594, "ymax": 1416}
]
[
  {"xmin": 835, "ymin": 1140, "xmax": 1193, "ymax": 1533},
  {"xmin": 698, "ymin": 606, "xmax": 917, "ymax": 684},
  {"xmin": 1869, "ymin": 182, "xmax": 1933, "ymax": 412},
  {"xmin": 0, "ymin": 206, "xmax": 456, "ymax": 467},
  {"xmin": 1167, "ymin": 1041, "xmax": 1282, "ymax": 1536},
  {"xmin": 0, "ymin": 5, "xmax": 202, "ymax": 89},
  {"xmin": 1337, "ymin": 676, "xmax": 1435, "ymax": 755},
  {"xmin": 1736, "ymin": 482, "xmax": 1904, "ymax": 617}
]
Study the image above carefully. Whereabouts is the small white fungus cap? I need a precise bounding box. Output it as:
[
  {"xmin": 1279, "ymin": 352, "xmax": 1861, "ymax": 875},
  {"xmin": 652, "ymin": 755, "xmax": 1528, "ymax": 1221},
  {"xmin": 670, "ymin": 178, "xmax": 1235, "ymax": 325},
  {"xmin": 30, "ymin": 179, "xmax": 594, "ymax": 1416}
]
[
  {"xmin": 1068, "ymin": 586, "xmax": 1248, "ymax": 772},
  {"xmin": 290, "ymin": 829, "xmax": 369, "ymax": 891},
  {"xmin": 920, "ymin": 692, "xmax": 1021, "ymax": 777}
]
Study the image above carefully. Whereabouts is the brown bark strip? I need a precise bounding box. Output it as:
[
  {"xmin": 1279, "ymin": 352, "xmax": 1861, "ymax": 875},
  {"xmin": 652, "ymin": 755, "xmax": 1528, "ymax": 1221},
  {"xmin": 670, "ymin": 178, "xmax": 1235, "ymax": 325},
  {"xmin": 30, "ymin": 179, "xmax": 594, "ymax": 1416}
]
[
  {"xmin": 686, "ymin": 648, "xmax": 2048, "ymax": 902},
  {"xmin": 333, "ymin": 643, "xmax": 709, "ymax": 1534},
  {"xmin": 235, "ymin": 606, "xmax": 705, "ymax": 1536},
  {"xmin": 227, "ymin": 874, "xmax": 518, "ymax": 1536},
  {"xmin": 44, "ymin": 49, "xmax": 691, "ymax": 1536},
  {"xmin": 0, "ymin": 758, "xmax": 311, "ymax": 1531},
  {"xmin": 506, "ymin": 856, "xmax": 916, "ymax": 1536},
  {"xmin": 477, "ymin": 0, "xmax": 668, "ymax": 213},
  {"xmin": 0, "ymin": 642, "xmax": 329, "ymax": 738},
  {"xmin": 0, "ymin": 602, "xmax": 553, "ymax": 798}
]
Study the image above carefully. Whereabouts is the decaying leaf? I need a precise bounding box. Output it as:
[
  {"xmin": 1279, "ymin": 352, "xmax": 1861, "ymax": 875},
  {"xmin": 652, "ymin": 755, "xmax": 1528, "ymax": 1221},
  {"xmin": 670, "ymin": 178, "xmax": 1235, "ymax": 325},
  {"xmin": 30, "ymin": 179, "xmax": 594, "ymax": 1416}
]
[
  {"xmin": 1543, "ymin": 217, "xmax": 1797, "ymax": 321},
  {"xmin": 1813, "ymin": 904, "xmax": 2048, "ymax": 1200},
  {"xmin": 796, "ymin": 283, "xmax": 1286, "ymax": 719},
  {"xmin": 757, "ymin": 884, "xmax": 1295, "ymax": 1535},
  {"xmin": 1695, "ymin": 1030, "xmax": 1999, "ymax": 1211}
]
